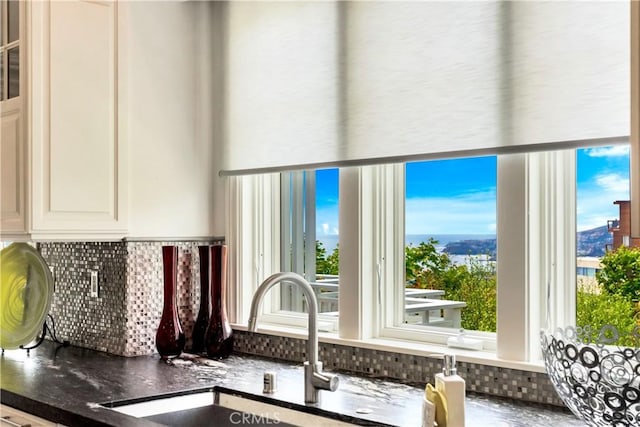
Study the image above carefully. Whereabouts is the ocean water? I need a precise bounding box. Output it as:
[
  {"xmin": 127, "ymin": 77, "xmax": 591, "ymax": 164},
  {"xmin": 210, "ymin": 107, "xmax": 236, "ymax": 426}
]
[{"xmin": 317, "ymin": 234, "xmax": 496, "ymax": 253}]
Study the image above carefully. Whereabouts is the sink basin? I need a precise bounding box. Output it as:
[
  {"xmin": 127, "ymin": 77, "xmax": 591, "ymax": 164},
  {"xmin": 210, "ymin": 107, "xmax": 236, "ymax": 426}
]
[{"xmin": 101, "ymin": 387, "xmax": 355, "ymax": 426}]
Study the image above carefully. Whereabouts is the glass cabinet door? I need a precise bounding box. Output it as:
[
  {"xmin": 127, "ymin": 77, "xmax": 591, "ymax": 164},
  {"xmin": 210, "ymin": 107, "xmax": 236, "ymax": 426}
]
[
  {"xmin": 7, "ymin": 0, "xmax": 18, "ymax": 44},
  {"xmin": 7, "ymin": 46, "xmax": 18, "ymax": 98},
  {"xmin": 1, "ymin": 0, "xmax": 20, "ymax": 101}
]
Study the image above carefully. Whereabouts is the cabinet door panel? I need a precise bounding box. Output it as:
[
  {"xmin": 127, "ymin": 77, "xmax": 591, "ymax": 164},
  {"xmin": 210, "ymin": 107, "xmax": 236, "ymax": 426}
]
[
  {"xmin": 0, "ymin": 109, "xmax": 25, "ymax": 232},
  {"xmin": 49, "ymin": 0, "xmax": 113, "ymax": 214},
  {"xmin": 31, "ymin": 0, "xmax": 126, "ymax": 233}
]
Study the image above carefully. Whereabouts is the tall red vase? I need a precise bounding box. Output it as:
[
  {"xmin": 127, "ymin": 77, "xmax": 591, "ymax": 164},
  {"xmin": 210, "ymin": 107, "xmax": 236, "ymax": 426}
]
[
  {"xmin": 155, "ymin": 246, "xmax": 185, "ymax": 359},
  {"xmin": 191, "ymin": 245, "xmax": 211, "ymax": 354},
  {"xmin": 204, "ymin": 245, "xmax": 233, "ymax": 359}
]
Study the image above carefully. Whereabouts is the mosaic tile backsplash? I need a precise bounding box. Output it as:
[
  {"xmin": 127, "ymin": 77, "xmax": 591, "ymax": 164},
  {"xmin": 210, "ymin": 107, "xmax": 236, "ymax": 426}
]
[
  {"xmin": 232, "ymin": 330, "xmax": 565, "ymax": 407},
  {"xmin": 39, "ymin": 240, "xmax": 221, "ymax": 356},
  {"xmin": 39, "ymin": 242, "xmax": 129, "ymax": 354},
  {"xmin": 37, "ymin": 240, "xmax": 561, "ymax": 407}
]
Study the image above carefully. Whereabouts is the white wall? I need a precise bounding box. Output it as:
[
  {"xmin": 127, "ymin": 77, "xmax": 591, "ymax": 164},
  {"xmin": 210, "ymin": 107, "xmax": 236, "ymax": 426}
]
[{"xmin": 123, "ymin": 1, "xmax": 225, "ymax": 238}]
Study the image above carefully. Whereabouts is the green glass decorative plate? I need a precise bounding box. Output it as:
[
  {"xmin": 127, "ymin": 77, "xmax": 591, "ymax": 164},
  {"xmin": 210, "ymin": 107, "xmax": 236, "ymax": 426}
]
[{"xmin": 0, "ymin": 243, "xmax": 54, "ymax": 349}]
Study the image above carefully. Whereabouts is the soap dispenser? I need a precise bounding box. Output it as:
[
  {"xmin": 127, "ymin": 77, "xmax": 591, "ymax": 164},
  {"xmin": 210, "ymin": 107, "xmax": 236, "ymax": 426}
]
[{"xmin": 435, "ymin": 354, "xmax": 465, "ymax": 427}]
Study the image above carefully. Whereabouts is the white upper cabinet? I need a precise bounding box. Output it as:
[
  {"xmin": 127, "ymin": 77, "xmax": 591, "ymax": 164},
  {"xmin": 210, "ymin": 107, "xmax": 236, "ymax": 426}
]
[
  {"xmin": 29, "ymin": 0, "xmax": 127, "ymax": 237},
  {"xmin": 1, "ymin": 1, "xmax": 223, "ymax": 241},
  {"xmin": 0, "ymin": 0, "xmax": 127, "ymax": 240}
]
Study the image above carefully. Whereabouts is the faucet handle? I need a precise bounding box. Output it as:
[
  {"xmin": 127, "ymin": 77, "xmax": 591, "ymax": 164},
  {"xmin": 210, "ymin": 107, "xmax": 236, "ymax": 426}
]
[
  {"xmin": 319, "ymin": 371, "xmax": 339, "ymax": 392},
  {"xmin": 307, "ymin": 361, "xmax": 340, "ymax": 392}
]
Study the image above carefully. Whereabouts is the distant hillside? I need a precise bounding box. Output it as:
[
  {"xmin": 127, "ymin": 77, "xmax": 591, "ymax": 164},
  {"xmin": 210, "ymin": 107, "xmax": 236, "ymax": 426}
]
[
  {"xmin": 577, "ymin": 225, "xmax": 612, "ymax": 257},
  {"xmin": 442, "ymin": 225, "xmax": 612, "ymax": 258},
  {"xmin": 443, "ymin": 239, "xmax": 496, "ymax": 259}
]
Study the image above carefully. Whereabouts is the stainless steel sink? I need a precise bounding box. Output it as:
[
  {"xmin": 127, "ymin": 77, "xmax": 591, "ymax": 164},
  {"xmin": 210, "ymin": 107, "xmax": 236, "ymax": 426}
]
[{"xmin": 101, "ymin": 387, "xmax": 355, "ymax": 426}]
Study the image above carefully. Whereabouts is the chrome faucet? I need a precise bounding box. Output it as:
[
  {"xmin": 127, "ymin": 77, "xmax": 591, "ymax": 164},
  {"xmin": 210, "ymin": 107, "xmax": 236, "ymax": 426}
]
[{"xmin": 248, "ymin": 272, "xmax": 339, "ymax": 403}]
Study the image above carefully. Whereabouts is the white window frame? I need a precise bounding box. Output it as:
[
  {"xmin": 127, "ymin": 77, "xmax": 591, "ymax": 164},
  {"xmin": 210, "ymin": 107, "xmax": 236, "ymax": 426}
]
[
  {"xmin": 373, "ymin": 151, "xmax": 577, "ymax": 361},
  {"xmin": 280, "ymin": 170, "xmax": 317, "ymax": 312},
  {"xmin": 359, "ymin": 162, "xmax": 498, "ymax": 351},
  {"xmin": 226, "ymin": 173, "xmax": 339, "ymax": 334},
  {"xmin": 228, "ymin": 146, "xmax": 619, "ymax": 366},
  {"xmin": 496, "ymin": 151, "xmax": 576, "ymax": 362}
]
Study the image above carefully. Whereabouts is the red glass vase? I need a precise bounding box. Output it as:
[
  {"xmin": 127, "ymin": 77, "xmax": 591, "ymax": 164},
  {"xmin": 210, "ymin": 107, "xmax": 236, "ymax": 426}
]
[
  {"xmin": 155, "ymin": 246, "xmax": 185, "ymax": 359},
  {"xmin": 205, "ymin": 245, "xmax": 233, "ymax": 359},
  {"xmin": 191, "ymin": 245, "xmax": 211, "ymax": 354}
]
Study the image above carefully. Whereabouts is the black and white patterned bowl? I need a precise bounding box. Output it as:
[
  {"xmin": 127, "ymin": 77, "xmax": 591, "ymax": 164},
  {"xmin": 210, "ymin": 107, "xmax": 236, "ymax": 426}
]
[{"xmin": 541, "ymin": 326, "xmax": 640, "ymax": 427}]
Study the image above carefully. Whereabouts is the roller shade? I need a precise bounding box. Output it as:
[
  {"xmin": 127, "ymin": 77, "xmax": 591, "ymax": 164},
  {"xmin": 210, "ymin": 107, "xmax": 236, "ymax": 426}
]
[
  {"xmin": 222, "ymin": 1, "xmax": 629, "ymax": 176},
  {"xmin": 345, "ymin": 1, "xmax": 503, "ymax": 162},
  {"xmin": 508, "ymin": 1, "xmax": 629, "ymax": 147},
  {"xmin": 224, "ymin": 2, "xmax": 340, "ymax": 174}
]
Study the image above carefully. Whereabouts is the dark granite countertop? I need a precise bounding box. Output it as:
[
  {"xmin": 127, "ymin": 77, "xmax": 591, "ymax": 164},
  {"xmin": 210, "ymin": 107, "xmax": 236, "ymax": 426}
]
[{"xmin": 0, "ymin": 341, "xmax": 583, "ymax": 427}]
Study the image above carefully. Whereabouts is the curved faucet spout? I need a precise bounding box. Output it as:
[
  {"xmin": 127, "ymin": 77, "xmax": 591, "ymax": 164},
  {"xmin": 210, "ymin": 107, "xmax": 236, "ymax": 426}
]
[
  {"xmin": 248, "ymin": 271, "xmax": 338, "ymax": 402},
  {"xmin": 248, "ymin": 272, "xmax": 319, "ymax": 365}
]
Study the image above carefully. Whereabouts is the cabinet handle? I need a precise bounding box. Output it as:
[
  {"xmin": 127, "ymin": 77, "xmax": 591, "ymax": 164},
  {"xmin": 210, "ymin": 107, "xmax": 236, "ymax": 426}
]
[{"xmin": 1, "ymin": 416, "xmax": 32, "ymax": 427}]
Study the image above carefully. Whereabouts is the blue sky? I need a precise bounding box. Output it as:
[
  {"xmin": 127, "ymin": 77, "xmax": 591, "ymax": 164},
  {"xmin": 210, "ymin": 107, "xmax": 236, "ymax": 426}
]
[
  {"xmin": 405, "ymin": 157, "xmax": 497, "ymax": 235},
  {"xmin": 315, "ymin": 145, "xmax": 630, "ymax": 237},
  {"xmin": 315, "ymin": 168, "xmax": 340, "ymax": 236},
  {"xmin": 576, "ymin": 145, "xmax": 630, "ymax": 231}
]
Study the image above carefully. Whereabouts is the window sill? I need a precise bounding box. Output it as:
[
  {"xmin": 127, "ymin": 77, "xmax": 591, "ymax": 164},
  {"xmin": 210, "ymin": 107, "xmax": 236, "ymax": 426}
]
[{"xmin": 231, "ymin": 322, "xmax": 546, "ymax": 374}]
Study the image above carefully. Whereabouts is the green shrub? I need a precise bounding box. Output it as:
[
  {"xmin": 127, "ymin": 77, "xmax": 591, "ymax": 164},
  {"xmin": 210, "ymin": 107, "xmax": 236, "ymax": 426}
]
[
  {"xmin": 444, "ymin": 257, "xmax": 497, "ymax": 332},
  {"xmin": 319, "ymin": 239, "xmax": 498, "ymax": 332},
  {"xmin": 405, "ymin": 239, "xmax": 452, "ymax": 289},
  {"xmin": 405, "ymin": 241, "xmax": 497, "ymax": 332},
  {"xmin": 576, "ymin": 289, "xmax": 638, "ymax": 347},
  {"xmin": 596, "ymin": 246, "xmax": 640, "ymax": 301},
  {"xmin": 316, "ymin": 241, "xmax": 339, "ymax": 275}
]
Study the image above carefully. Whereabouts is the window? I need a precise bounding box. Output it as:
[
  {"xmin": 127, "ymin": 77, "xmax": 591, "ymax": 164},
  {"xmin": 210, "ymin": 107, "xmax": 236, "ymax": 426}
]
[
  {"xmin": 280, "ymin": 169, "xmax": 339, "ymax": 315},
  {"xmin": 314, "ymin": 169, "xmax": 340, "ymax": 313},
  {"xmin": 575, "ymin": 145, "xmax": 631, "ymax": 330},
  {"xmin": 280, "ymin": 170, "xmax": 316, "ymax": 313},
  {"xmin": 227, "ymin": 143, "xmax": 630, "ymax": 364},
  {"xmin": 223, "ymin": 170, "xmax": 339, "ymax": 332},
  {"xmin": 403, "ymin": 157, "xmax": 497, "ymax": 334}
]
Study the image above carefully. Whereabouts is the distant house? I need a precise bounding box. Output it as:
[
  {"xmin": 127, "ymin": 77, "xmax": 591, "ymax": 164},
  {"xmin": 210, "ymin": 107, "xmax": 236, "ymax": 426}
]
[
  {"xmin": 607, "ymin": 201, "xmax": 640, "ymax": 251},
  {"xmin": 576, "ymin": 256, "xmax": 602, "ymax": 293}
]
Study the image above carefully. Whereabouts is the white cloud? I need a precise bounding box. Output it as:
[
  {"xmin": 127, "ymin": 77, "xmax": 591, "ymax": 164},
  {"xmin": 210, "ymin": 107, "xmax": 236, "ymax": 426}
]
[
  {"xmin": 577, "ymin": 203, "xmax": 618, "ymax": 231},
  {"xmin": 577, "ymin": 179, "xmax": 628, "ymax": 231},
  {"xmin": 595, "ymin": 173, "xmax": 629, "ymax": 194},
  {"xmin": 405, "ymin": 190, "xmax": 496, "ymax": 235},
  {"xmin": 585, "ymin": 146, "xmax": 630, "ymax": 158},
  {"xmin": 318, "ymin": 191, "xmax": 497, "ymax": 236},
  {"xmin": 317, "ymin": 206, "xmax": 339, "ymax": 236},
  {"xmin": 318, "ymin": 181, "xmax": 625, "ymax": 235}
]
